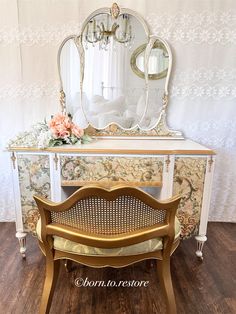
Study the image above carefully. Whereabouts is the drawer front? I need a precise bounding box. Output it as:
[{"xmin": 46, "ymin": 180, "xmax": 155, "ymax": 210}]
[
  {"xmin": 60, "ymin": 156, "xmax": 164, "ymax": 187},
  {"xmin": 173, "ymin": 157, "xmax": 207, "ymax": 239}
]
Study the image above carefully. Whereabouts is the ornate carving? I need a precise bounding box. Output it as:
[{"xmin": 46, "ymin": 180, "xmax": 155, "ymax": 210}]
[
  {"xmin": 85, "ymin": 118, "xmax": 183, "ymax": 137},
  {"xmin": 60, "ymin": 89, "xmax": 66, "ymax": 113},
  {"xmin": 53, "ymin": 153, "xmax": 59, "ymax": 170},
  {"xmin": 208, "ymin": 156, "xmax": 214, "ymax": 173},
  {"xmin": 111, "ymin": 3, "xmax": 120, "ymax": 19},
  {"xmin": 11, "ymin": 152, "xmax": 16, "ymax": 169},
  {"xmin": 165, "ymin": 155, "xmax": 171, "ymax": 172}
]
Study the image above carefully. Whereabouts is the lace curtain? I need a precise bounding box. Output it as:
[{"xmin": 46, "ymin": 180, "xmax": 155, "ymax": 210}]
[{"xmin": 0, "ymin": 0, "xmax": 235, "ymax": 222}]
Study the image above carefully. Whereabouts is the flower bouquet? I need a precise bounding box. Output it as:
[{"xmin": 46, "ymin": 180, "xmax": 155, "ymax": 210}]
[
  {"xmin": 8, "ymin": 113, "xmax": 91, "ymax": 149},
  {"xmin": 48, "ymin": 113, "xmax": 88, "ymax": 146}
]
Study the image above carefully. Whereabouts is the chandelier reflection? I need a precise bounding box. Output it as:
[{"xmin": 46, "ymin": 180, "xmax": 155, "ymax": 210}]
[{"xmin": 83, "ymin": 14, "xmax": 134, "ymax": 50}]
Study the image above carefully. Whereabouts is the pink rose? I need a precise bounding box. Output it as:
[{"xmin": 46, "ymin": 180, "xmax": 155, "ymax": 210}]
[
  {"xmin": 48, "ymin": 113, "xmax": 84, "ymax": 141},
  {"xmin": 71, "ymin": 124, "xmax": 84, "ymax": 138},
  {"xmin": 58, "ymin": 130, "xmax": 70, "ymax": 138},
  {"xmin": 50, "ymin": 126, "xmax": 60, "ymax": 138},
  {"xmin": 63, "ymin": 116, "xmax": 72, "ymax": 129},
  {"xmin": 49, "ymin": 113, "xmax": 66, "ymax": 128},
  {"xmin": 49, "ymin": 113, "xmax": 72, "ymax": 138}
]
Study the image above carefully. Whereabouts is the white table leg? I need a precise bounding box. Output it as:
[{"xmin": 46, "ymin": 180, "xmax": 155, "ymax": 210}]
[
  {"xmin": 195, "ymin": 156, "xmax": 215, "ymax": 260},
  {"xmin": 16, "ymin": 232, "xmax": 27, "ymax": 258},
  {"xmin": 195, "ymin": 235, "xmax": 207, "ymax": 260}
]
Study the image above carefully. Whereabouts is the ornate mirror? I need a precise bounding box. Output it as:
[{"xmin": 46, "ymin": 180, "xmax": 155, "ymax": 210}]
[{"xmin": 58, "ymin": 3, "xmax": 183, "ymax": 139}]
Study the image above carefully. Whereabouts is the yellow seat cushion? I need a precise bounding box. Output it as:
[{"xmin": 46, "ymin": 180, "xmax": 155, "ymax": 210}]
[{"xmin": 36, "ymin": 218, "xmax": 181, "ymax": 257}]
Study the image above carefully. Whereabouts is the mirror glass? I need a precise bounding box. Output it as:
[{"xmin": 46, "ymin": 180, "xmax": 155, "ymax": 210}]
[
  {"xmin": 59, "ymin": 38, "xmax": 88, "ymax": 125},
  {"xmin": 59, "ymin": 14, "xmax": 170, "ymax": 131},
  {"xmin": 134, "ymin": 40, "xmax": 169, "ymax": 130},
  {"xmin": 57, "ymin": 5, "xmax": 184, "ymax": 138},
  {"xmin": 80, "ymin": 13, "xmax": 149, "ymax": 129}
]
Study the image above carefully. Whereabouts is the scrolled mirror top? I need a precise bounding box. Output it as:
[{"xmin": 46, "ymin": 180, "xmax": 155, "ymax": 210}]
[{"xmin": 57, "ymin": 3, "xmax": 183, "ymax": 139}]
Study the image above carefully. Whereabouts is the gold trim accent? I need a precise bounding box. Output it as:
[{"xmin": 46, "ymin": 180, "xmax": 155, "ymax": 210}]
[
  {"xmin": 111, "ymin": 3, "xmax": 120, "ymax": 19},
  {"xmin": 60, "ymin": 90, "xmax": 66, "ymax": 113},
  {"xmin": 53, "ymin": 154, "xmax": 59, "ymax": 170},
  {"xmin": 165, "ymin": 155, "xmax": 171, "ymax": 173},
  {"xmin": 162, "ymin": 93, "xmax": 168, "ymax": 109},
  {"xmin": 130, "ymin": 42, "xmax": 168, "ymax": 80},
  {"xmin": 11, "ymin": 152, "xmax": 16, "ymax": 169},
  {"xmin": 61, "ymin": 180, "xmax": 162, "ymax": 188},
  {"xmin": 208, "ymin": 156, "xmax": 214, "ymax": 173},
  {"xmin": 7, "ymin": 146, "xmax": 216, "ymax": 155}
]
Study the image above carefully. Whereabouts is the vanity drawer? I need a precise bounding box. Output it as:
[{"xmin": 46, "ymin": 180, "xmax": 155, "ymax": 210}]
[{"xmin": 60, "ymin": 156, "xmax": 163, "ymax": 187}]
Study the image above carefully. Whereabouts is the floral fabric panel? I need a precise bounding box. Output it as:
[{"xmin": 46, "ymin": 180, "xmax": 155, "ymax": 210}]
[
  {"xmin": 173, "ymin": 157, "xmax": 207, "ymax": 239},
  {"xmin": 60, "ymin": 156, "xmax": 163, "ymax": 186},
  {"xmin": 17, "ymin": 154, "xmax": 51, "ymax": 233}
]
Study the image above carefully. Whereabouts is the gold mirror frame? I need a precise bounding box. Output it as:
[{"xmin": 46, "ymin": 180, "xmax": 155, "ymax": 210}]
[{"xmin": 130, "ymin": 42, "xmax": 168, "ymax": 80}]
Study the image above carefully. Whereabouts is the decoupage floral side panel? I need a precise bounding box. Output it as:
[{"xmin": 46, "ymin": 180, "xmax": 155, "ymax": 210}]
[
  {"xmin": 173, "ymin": 157, "xmax": 207, "ymax": 239},
  {"xmin": 17, "ymin": 154, "xmax": 51, "ymax": 233}
]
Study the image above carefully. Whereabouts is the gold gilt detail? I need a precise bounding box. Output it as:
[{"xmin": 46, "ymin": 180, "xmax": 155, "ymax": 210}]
[
  {"xmin": 111, "ymin": 3, "xmax": 120, "ymax": 19},
  {"xmin": 208, "ymin": 156, "xmax": 214, "ymax": 173},
  {"xmin": 54, "ymin": 154, "xmax": 59, "ymax": 171},
  {"xmin": 11, "ymin": 152, "xmax": 16, "ymax": 169},
  {"xmin": 165, "ymin": 155, "xmax": 171, "ymax": 172},
  {"xmin": 60, "ymin": 90, "xmax": 66, "ymax": 113}
]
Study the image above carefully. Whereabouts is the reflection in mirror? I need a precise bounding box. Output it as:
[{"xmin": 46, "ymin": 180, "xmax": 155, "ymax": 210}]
[
  {"xmin": 60, "ymin": 38, "xmax": 89, "ymax": 128},
  {"xmin": 138, "ymin": 87, "xmax": 164, "ymax": 130},
  {"xmin": 58, "ymin": 4, "xmax": 182, "ymax": 138},
  {"xmin": 80, "ymin": 13, "xmax": 149, "ymax": 130},
  {"xmin": 59, "ymin": 34, "xmax": 170, "ymax": 131},
  {"xmin": 133, "ymin": 39, "xmax": 169, "ymax": 130},
  {"xmin": 131, "ymin": 40, "xmax": 169, "ymax": 80}
]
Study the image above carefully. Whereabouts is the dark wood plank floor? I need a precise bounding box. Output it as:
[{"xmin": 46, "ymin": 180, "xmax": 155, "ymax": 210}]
[{"xmin": 0, "ymin": 222, "xmax": 235, "ymax": 314}]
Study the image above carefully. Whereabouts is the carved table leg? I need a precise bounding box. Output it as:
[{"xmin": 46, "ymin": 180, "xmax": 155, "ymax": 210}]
[
  {"xmin": 195, "ymin": 235, "xmax": 207, "ymax": 260},
  {"xmin": 16, "ymin": 232, "xmax": 27, "ymax": 258}
]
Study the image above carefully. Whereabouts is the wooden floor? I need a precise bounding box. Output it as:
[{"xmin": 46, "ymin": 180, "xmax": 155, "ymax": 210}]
[{"xmin": 0, "ymin": 222, "xmax": 236, "ymax": 314}]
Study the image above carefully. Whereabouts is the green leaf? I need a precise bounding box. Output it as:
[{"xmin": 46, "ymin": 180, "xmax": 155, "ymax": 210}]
[
  {"xmin": 48, "ymin": 139, "xmax": 64, "ymax": 147},
  {"xmin": 81, "ymin": 134, "xmax": 92, "ymax": 144}
]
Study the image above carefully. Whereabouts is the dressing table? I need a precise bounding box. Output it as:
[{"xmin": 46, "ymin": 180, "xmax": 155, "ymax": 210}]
[{"xmin": 8, "ymin": 3, "xmax": 215, "ymax": 259}]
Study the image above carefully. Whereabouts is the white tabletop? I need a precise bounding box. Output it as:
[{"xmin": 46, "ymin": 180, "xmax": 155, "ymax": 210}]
[{"xmin": 9, "ymin": 138, "xmax": 215, "ymax": 155}]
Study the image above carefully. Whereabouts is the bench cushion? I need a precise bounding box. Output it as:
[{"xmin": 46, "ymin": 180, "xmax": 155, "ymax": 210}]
[{"xmin": 36, "ymin": 218, "xmax": 180, "ymax": 256}]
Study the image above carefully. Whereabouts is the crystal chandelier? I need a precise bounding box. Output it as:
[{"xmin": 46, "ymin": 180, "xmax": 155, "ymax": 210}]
[{"xmin": 83, "ymin": 14, "xmax": 134, "ymax": 50}]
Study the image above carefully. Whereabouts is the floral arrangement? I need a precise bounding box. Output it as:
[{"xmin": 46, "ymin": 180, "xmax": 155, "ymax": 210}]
[
  {"xmin": 8, "ymin": 113, "xmax": 91, "ymax": 149},
  {"xmin": 48, "ymin": 113, "xmax": 86, "ymax": 146}
]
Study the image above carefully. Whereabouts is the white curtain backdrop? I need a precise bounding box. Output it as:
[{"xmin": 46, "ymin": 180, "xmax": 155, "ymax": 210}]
[{"xmin": 0, "ymin": 0, "xmax": 235, "ymax": 222}]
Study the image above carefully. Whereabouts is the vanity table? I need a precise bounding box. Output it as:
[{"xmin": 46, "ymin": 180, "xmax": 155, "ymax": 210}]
[
  {"xmin": 8, "ymin": 3, "xmax": 215, "ymax": 259},
  {"xmin": 9, "ymin": 139, "xmax": 215, "ymax": 259}
]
